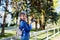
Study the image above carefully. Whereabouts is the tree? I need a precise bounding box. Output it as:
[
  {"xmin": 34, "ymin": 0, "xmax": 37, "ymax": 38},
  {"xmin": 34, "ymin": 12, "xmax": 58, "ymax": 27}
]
[
  {"xmin": 30, "ymin": 13, "xmax": 38, "ymax": 30},
  {"xmin": 11, "ymin": 0, "xmax": 21, "ymax": 24},
  {"xmin": 0, "ymin": 0, "xmax": 1, "ymax": 6},
  {"xmin": 30, "ymin": 0, "xmax": 59, "ymax": 30},
  {"xmin": 30, "ymin": 0, "xmax": 46, "ymax": 30},
  {"xmin": 1, "ymin": 0, "xmax": 8, "ymax": 35}
]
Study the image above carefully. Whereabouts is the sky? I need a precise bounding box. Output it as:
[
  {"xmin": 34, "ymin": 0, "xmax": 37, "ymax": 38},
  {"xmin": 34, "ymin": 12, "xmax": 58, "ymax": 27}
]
[
  {"xmin": 54, "ymin": 0, "xmax": 60, "ymax": 13},
  {"xmin": 0, "ymin": 0, "xmax": 12, "ymax": 12},
  {"xmin": 0, "ymin": 0, "xmax": 60, "ymax": 13}
]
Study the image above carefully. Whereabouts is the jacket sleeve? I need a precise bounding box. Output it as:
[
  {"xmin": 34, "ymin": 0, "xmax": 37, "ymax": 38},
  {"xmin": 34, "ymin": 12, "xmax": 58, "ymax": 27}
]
[
  {"xmin": 24, "ymin": 23, "xmax": 32, "ymax": 32},
  {"xmin": 19, "ymin": 21, "xmax": 24, "ymax": 30}
]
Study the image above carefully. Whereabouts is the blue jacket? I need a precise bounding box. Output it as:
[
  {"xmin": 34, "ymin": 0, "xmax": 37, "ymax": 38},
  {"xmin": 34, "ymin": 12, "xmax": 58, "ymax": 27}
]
[{"xmin": 19, "ymin": 20, "xmax": 32, "ymax": 40}]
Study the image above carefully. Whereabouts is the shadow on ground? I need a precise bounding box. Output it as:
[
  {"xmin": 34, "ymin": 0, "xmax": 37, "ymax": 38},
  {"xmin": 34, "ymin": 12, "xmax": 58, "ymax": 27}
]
[{"xmin": 0, "ymin": 33, "xmax": 14, "ymax": 38}]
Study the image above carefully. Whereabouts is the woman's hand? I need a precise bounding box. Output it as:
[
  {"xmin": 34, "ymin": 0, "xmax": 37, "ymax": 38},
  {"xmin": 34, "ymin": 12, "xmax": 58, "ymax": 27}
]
[{"xmin": 28, "ymin": 16, "xmax": 32, "ymax": 25}]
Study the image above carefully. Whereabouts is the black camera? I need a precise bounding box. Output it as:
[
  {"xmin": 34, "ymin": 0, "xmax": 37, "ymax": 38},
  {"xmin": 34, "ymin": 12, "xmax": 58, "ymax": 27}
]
[{"xmin": 31, "ymin": 18, "xmax": 36, "ymax": 22}]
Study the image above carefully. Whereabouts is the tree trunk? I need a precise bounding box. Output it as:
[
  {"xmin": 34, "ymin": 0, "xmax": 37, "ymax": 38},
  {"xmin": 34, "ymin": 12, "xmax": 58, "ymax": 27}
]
[
  {"xmin": 39, "ymin": 19, "xmax": 45, "ymax": 30},
  {"xmin": 1, "ymin": 13, "xmax": 6, "ymax": 35},
  {"xmin": 40, "ymin": 10, "xmax": 45, "ymax": 30},
  {"xmin": 39, "ymin": 19, "xmax": 41, "ymax": 29},
  {"xmin": 1, "ymin": 0, "xmax": 8, "ymax": 36},
  {"xmin": 35, "ymin": 20, "xmax": 37, "ymax": 30},
  {"xmin": 40, "ymin": 23, "xmax": 45, "ymax": 30}
]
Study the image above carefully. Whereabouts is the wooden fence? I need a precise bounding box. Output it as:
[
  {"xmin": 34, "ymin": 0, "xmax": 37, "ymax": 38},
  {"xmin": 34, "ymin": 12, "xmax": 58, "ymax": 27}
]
[{"xmin": 0, "ymin": 27, "xmax": 60, "ymax": 40}]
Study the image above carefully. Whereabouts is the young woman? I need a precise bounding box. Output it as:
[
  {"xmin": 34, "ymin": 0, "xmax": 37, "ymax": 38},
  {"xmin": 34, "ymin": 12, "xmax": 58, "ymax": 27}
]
[{"xmin": 19, "ymin": 13, "xmax": 32, "ymax": 40}]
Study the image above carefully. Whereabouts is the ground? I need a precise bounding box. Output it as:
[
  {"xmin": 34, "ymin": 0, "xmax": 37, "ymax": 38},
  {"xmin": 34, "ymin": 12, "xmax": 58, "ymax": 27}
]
[
  {"xmin": 0, "ymin": 24, "xmax": 60, "ymax": 40},
  {"xmin": 50, "ymin": 34, "xmax": 60, "ymax": 40}
]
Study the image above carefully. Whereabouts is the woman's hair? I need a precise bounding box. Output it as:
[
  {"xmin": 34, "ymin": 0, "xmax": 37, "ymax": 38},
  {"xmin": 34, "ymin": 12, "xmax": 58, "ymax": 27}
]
[{"xmin": 20, "ymin": 12, "xmax": 25, "ymax": 16}]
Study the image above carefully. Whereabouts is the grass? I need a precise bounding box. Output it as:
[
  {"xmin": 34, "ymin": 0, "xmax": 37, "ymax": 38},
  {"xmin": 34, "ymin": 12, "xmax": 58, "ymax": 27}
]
[
  {"xmin": 0, "ymin": 33, "xmax": 14, "ymax": 38},
  {"xmin": 0, "ymin": 29, "xmax": 52, "ymax": 40},
  {"xmin": 30, "ymin": 30, "xmax": 53, "ymax": 40},
  {"xmin": 50, "ymin": 34, "xmax": 60, "ymax": 40},
  {"xmin": 31, "ymin": 29, "xmax": 41, "ymax": 32},
  {"xmin": 30, "ymin": 28, "xmax": 60, "ymax": 40},
  {"xmin": 0, "ymin": 30, "xmax": 16, "ymax": 39},
  {"xmin": 0, "ymin": 29, "xmax": 59, "ymax": 40},
  {"xmin": 0, "ymin": 26, "xmax": 60, "ymax": 40}
]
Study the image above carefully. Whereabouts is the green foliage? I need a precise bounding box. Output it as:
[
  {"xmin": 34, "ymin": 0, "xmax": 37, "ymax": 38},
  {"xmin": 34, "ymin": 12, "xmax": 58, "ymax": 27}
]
[
  {"xmin": 14, "ymin": 0, "xmax": 21, "ymax": 2},
  {"xmin": 30, "ymin": 0, "xmax": 59, "ymax": 25}
]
